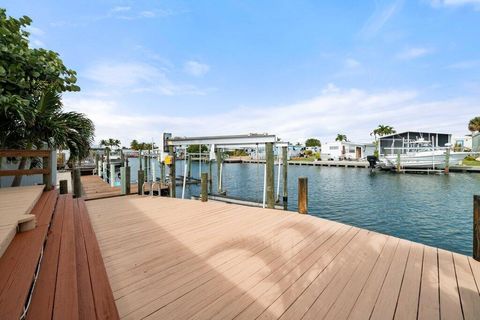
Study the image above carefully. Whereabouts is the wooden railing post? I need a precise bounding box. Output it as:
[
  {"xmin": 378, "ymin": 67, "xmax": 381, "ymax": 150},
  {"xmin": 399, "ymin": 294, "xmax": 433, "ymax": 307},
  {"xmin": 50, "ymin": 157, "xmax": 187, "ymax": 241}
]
[
  {"xmin": 298, "ymin": 177, "xmax": 308, "ymax": 214},
  {"xmin": 59, "ymin": 180, "xmax": 68, "ymax": 194},
  {"xmin": 42, "ymin": 153, "xmax": 52, "ymax": 190},
  {"xmin": 73, "ymin": 168, "xmax": 82, "ymax": 198},
  {"xmin": 201, "ymin": 173, "xmax": 208, "ymax": 202},
  {"xmin": 137, "ymin": 170, "xmax": 144, "ymax": 195},
  {"xmin": 121, "ymin": 166, "xmax": 130, "ymax": 195},
  {"xmin": 474, "ymin": 195, "xmax": 480, "ymax": 261}
]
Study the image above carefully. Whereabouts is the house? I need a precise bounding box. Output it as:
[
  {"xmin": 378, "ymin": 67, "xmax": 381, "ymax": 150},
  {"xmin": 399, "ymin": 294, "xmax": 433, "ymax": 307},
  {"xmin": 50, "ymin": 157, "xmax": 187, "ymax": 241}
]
[
  {"xmin": 378, "ymin": 131, "xmax": 451, "ymax": 156},
  {"xmin": 453, "ymin": 135, "xmax": 473, "ymax": 150},
  {"xmin": 321, "ymin": 141, "xmax": 374, "ymax": 161}
]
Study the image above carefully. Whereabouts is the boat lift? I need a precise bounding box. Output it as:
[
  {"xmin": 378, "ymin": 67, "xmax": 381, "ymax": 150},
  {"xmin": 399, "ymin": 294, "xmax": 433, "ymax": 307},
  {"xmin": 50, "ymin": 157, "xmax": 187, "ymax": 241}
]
[{"xmin": 165, "ymin": 133, "xmax": 290, "ymax": 209}]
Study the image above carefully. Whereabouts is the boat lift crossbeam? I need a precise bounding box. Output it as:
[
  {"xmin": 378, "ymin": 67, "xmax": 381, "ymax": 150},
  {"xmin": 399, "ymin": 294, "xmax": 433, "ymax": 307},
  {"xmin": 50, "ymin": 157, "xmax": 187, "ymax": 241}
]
[
  {"xmin": 164, "ymin": 133, "xmax": 288, "ymax": 209},
  {"xmin": 166, "ymin": 134, "xmax": 278, "ymax": 147}
]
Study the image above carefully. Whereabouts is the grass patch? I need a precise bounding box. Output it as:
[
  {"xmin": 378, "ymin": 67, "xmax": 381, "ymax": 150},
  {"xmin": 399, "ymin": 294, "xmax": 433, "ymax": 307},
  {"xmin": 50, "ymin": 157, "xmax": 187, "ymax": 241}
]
[{"xmin": 462, "ymin": 159, "xmax": 480, "ymax": 166}]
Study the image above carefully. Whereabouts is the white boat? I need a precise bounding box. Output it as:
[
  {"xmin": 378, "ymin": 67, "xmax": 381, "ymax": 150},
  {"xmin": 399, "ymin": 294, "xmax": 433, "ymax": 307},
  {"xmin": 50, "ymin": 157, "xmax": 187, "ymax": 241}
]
[{"xmin": 379, "ymin": 139, "xmax": 470, "ymax": 170}]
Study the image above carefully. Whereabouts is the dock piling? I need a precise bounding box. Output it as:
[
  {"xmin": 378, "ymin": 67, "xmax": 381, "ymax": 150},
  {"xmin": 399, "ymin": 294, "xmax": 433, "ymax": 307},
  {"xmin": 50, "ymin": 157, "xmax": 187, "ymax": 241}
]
[
  {"xmin": 59, "ymin": 179, "xmax": 68, "ymax": 194},
  {"xmin": 265, "ymin": 142, "xmax": 275, "ymax": 209},
  {"xmin": 168, "ymin": 145, "xmax": 176, "ymax": 198},
  {"xmin": 445, "ymin": 149, "xmax": 450, "ymax": 174},
  {"xmin": 201, "ymin": 173, "xmax": 208, "ymax": 202},
  {"xmin": 137, "ymin": 170, "xmax": 144, "ymax": 195},
  {"xmin": 73, "ymin": 168, "xmax": 81, "ymax": 198},
  {"xmin": 298, "ymin": 177, "xmax": 308, "ymax": 214},
  {"xmin": 282, "ymin": 146, "xmax": 288, "ymax": 210},
  {"xmin": 216, "ymin": 148, "xmax": 222, "ymax": 193},
  {"xmin": 109, "ymin": 164, "xmax": 115, "ymax": 187},
  {"xmin": 474, "ymin": 195, "xmax": 480, "ymax": 261},
  {"xmin": 121, "ymin": 166, "xmax": 130, "ymax": 195}
]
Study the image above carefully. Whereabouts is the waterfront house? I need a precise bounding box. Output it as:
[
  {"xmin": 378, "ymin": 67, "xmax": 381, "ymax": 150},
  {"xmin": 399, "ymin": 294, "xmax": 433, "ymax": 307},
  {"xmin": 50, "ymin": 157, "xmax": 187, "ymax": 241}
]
[
  {"xmin": 378, "ymin": 131, "xmax": 451, "ymax": 156},
  {"xmin": 453, "ymin": 135, "xmax": 473, "ymax": 151},
  {"xmin": 321, "ymin": 141, "xmax": 374, "ymax": 160}
]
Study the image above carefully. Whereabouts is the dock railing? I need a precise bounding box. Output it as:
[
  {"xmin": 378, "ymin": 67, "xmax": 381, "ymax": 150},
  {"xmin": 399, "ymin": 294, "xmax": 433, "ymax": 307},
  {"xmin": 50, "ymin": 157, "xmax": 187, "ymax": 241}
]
[{"xmin": 0, "ymin": 149, "xmax": 55, "ymax": 190}]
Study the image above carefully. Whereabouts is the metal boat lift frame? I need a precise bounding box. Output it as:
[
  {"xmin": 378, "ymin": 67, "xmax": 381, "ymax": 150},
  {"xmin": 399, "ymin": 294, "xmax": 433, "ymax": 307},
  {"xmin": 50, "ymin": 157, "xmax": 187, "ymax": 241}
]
[{"xmin": 165, "ymin": 133, "xmax": 289, "ymax": 209}]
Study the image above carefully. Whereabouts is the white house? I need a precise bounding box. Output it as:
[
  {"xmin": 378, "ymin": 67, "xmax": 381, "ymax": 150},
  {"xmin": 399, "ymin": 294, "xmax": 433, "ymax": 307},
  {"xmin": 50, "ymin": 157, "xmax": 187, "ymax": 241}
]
[
  {"xmin": 321, "ymin": 141, "xmax": 374, "ymax": 161},
  {"xmin": 453, "ymin": 135, "xmax": 473, "ymax": 150}
]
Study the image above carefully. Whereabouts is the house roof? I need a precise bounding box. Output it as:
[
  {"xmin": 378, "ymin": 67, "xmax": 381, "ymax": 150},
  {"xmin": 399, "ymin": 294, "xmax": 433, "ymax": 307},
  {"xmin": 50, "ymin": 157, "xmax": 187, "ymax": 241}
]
[{"xmin": 379, "ymin": 131, "xmax": 451, "ymax": 139}]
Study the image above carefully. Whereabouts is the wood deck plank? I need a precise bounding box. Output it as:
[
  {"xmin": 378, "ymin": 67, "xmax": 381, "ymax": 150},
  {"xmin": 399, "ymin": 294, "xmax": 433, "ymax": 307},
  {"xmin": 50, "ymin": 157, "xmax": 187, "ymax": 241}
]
[
  {"xmin": 347, "ymin": 238, "xmax": 400, "ymax": 320},
  {"xmin": 393, "ymin": 242, "xmax": 424, "ymax": 320},
  {"xmin": 53, "ymin": 195, "xmax": 79, "ymax": 320},
  {"xmin": 324, "ymin": 236, "xmax": 399, "ymax": 320},
  {"xmin": 26, "ymin": 195, "xmax": 65, "ymax": 320},
  {"xmin": 417, "ymin": 246, "xmax": 440, "ymax": 320},
  {"xmin": 300, "ymin": 233, "xmax": 388, "ymax": 320},
  {"xmin": 453, "ymin": 253, "xmax": 480, "ymax": 320},
  {"xmin": 73, "ymin": 199, "xmax": 97, "ymax": 320},
  {"xmin": 438, "ymin": 249, "xmax": 463, "ymax": 320},
  {"xmin": 78, "ymin": 199, "xmax": 120, "ymax": 320},
  {"xmin": 368, "ymin": 239, "xmax": 411, "ymax": 320},
  {"xmin": 245, "ymin": 229, "xmax": 368, "ymax": 320}
]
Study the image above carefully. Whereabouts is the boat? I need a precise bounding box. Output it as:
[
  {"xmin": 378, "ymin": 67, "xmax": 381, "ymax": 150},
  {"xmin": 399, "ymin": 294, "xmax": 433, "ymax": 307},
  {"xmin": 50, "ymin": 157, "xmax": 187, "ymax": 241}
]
[{"xmin": 378, "ymin": 138, "xmax": 470, "ymax": 170}]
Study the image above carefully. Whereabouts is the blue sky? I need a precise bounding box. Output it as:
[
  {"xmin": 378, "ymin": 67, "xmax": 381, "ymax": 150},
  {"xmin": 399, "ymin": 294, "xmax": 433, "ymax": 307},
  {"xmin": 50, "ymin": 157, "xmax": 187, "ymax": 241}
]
[{"xmin": 4, "ymin": 0, "xmax": 480, "ymax": 145}]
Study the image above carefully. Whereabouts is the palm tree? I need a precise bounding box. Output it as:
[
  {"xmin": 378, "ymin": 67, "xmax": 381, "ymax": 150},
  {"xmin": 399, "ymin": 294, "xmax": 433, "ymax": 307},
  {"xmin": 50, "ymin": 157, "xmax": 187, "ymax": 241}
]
[
  {"xmin": 335, "ymin": 134, "xmax": 348, "ymax": 142},
  {"xmin": 370, "ymin": 125, "xmax": 396, "ymax": 155},
  {"xmin": 370, "ymin": 125, "xmax": 396, "ymax": 140},
  {"xmin": 468, "ymin": 117, "xmax": 480, "ymax": 133},
  {"xmin": 100, "ymin": 138, "xmax": 121, "ymax": 151},
  {"xmin": 8, "ymin": 89, "xmax": 94, "ymax": 186}
]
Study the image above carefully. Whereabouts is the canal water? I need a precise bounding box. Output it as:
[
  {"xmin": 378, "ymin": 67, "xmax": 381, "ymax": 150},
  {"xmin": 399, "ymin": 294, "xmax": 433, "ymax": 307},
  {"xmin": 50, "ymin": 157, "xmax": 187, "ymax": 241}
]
[{"xmin": 126, "ymin": 158, "xmax": 480, "ymax": 256}]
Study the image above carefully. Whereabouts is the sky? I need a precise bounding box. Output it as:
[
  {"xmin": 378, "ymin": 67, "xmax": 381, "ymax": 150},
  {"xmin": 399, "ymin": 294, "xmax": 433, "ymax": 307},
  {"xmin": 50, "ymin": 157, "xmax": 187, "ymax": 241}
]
[{"xmin": 3, "ymin": 0, "xmax": 480, "ymax": 146}]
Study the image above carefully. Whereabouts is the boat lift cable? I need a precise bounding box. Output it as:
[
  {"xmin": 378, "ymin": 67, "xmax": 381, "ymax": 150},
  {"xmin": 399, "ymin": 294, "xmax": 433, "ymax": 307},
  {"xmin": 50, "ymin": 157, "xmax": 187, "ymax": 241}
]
[
  {"xmin": 255, "ymin": 143, "xmax": 259, "ymax": 204},
  {"xmin": 276, "ymin": 145, "xmax": 281, "ymax": 202},
  {"xmin": 182, "ymin": 148, "xmax": 188, "ymax": 199}
]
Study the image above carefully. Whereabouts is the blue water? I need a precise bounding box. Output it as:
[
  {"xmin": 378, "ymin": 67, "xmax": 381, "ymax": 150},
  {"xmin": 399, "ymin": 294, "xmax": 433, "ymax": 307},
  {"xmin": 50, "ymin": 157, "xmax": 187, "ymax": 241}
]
[{"xmin": 125, "ymin": 159, "xmax": 480, "ymax": 256}]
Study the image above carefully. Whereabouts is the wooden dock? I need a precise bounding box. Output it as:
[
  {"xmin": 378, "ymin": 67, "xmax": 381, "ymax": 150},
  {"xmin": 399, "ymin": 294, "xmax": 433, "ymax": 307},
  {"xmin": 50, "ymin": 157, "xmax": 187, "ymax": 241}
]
[
  {"xmin": 81, "ymin": 175, "xmax": 168, "ymax": 200},
  {"xmin": 87, "ymin": 195, "xmax": 480, "ymax": 320},
  {"xmin": 242, "ymin": 159, "xmax": 369, "ymax": 168}
]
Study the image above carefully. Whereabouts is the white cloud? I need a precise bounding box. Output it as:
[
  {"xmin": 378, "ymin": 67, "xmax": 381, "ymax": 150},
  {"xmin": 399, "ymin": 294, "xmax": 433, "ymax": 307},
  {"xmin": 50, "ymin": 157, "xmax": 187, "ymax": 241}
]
[
  {"xmin": 112, "ymin": 6, "xmax": 131, "ymax": 12},
  {"xmin": 396, "ymin": 47, "xmax": 433, "ymax": 60},
  {"xmin": 345, "ymin": 58, "xmax": 361, "ymax": 69},
  {"xmin": 83, "ymin": 61, "xmax": 210, "ymax": 96},
  {"xmin": 184, "ymin": 61, "xmax": 210, "ymax": 77},
  {"xmin": 447, "ymin": 60, "xmax": 480, "ymax": 69},
  {"xmin": 140, "ymin": 11, "xmax": 156, "ymax": 18},
  {"xmin": 360, "ymin": 0, "xmax": 404, "ymax": 38},
  {"xmin": 430, "ymin": 0, "xmax": 480, "ymax": 9},
  {"xmin": 25, "ymin": 26, "xmax": 45, "ymax": 36},
  {"xmin": 64, "ymin": 84, "xmax": 478, "ymax": 145}
]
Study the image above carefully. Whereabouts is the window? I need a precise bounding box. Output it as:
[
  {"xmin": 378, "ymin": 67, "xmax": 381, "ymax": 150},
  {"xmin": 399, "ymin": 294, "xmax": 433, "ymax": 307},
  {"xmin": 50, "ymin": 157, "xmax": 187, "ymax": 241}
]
[{"xmin": 329, "ymin": 146, "xmax": 339, "ymax": 150}]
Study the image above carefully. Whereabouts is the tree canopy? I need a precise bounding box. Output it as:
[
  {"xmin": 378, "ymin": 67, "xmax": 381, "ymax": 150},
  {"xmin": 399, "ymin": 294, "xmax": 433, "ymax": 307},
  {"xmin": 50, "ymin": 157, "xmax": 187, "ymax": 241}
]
[
  {"xmin": 370, "ymin": 125, "xmax": 396, "ymax": 139},
  {"xmin": 0, "ymin": 9, "xmax": 94, "ymax": 185},
  {"xmin": 305, "ymin": 138, "xmax": 321, "ymax": 147},
  {"xmin": 186, "ymin": 145, "xmax": 209, "ymax": 154},
  {"xmin": 468, "ymin": 117, "xmax": 480, "ymax": 133},
  {"xmin": 100, "ymin": 138, "xmax": 121, "ymax": 150},
  {"xmin": 130, "ymin": 140, "xmax": 156, "ymax": 150},
  {"xmin": 1, "ymin": 9, "xmax": 81, "ymax": 148},
  {"xmin": 335, "ymin": 134, "xmax": 348, "ymax": 142}
]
